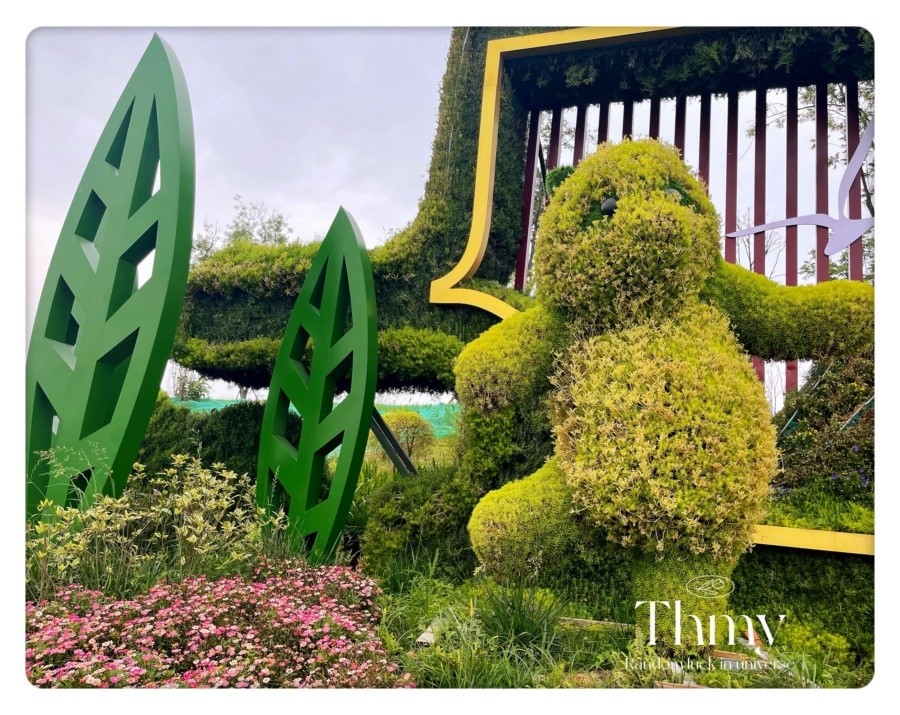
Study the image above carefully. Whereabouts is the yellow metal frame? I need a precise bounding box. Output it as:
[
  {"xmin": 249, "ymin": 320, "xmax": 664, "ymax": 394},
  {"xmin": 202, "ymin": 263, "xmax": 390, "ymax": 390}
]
[
  {"xmin": 752, "ymin": 524, "xmax": 873, "ymax": 556},
  {"xmin": 428, "ymin": 25, "xmax": 875, "ymax": 559},
  {"xmin": 428, "ymin": 26, "xmax": 678, "ymax": 319}
]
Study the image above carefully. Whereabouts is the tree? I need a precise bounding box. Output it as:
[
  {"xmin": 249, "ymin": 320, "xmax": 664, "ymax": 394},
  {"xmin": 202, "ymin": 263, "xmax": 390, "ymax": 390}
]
[
  {"xmin": 170, "ymin": 364, "xmax": 210, "ymax": 401},
  {"xmin": 191, "ymin": 194, "xmax": 295, "ymax": 263}
]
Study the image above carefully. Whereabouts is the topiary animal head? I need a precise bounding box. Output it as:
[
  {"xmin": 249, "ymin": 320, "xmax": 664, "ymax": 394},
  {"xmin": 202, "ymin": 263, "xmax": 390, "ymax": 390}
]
[{"xmin": 534, "ymin": 139, "xmax": 720, "ymax": 332}]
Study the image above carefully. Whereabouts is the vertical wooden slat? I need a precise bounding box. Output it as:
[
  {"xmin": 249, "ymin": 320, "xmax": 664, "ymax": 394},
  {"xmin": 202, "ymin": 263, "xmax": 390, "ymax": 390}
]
[
  {"xmin": 846, "ymin": 81, "xmax": 864, "ymax": 281},
  {"xmin": 674, "ymin": 95, "xmax": 687, "ymax": 155},
  {"xmin": 622, "ymin": 100, "xmax": 633, "ymax": 138},
  {"xmin": 725, "ymin": 91, "xmax": 738, "ymax": 263},
  {"xmin": 573, "ymin": 104, "xmax": 587, "ymax": 167},
  {"xmin": 514, "ymin": 110, "xmax": 541, "ymax": 291},
  {"xmin": 785, "ymin": 85, "xmax": 799, "ymax": 392},
  {"xmin": 815, "ymin": 84, "xmax": 830, "ymax": 283},
  {"xmin": 598, "ymin": 102, "xmax": 609, "ymax": 145},
  {"xmin": 698, "ymin": 93, "xmax": 711, "ymax": 185},
  {"xmin": 752, "ymin": 90, "xmax": 768, "ymax": 382},
  {"xmin": 649, "ymin": 98, "xmax": 660, "ymax": 139},
  {"xmin": 547, "ymin": 107, "xmax": 562, "ymax": 170}
]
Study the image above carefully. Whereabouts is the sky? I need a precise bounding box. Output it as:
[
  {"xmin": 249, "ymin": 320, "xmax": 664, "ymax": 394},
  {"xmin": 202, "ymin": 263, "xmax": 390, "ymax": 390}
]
[{"xmin": 26, "ymin": 27, "xmax": 451, "ymax": 338}]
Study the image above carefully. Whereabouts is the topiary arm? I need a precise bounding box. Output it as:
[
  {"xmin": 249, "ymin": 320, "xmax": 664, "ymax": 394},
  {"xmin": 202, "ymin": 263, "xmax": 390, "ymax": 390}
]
[{"xmin": 700, "ymin": 258, "xmax": 874, "ymax": 361}]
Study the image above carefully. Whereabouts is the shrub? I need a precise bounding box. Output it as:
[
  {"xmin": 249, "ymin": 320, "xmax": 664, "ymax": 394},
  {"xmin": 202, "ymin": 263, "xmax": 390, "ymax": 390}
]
[
  {"xmin": 774, "ymin": 350, "xmax": 874, "ymax": 492},
  {"xmin": 701, "ymin": 257, "xmax": 874, "ymax": 361},
  {"xmin": 360, "ymin": 466, "xmax": 481, "ymax": 582},
  {"xmin": 368, "ymin": 410, "xmax": 436, "ymax": 464},
  {"xmin": 26, "ymin": 560, "xmax": 413, "ymax": 688},
  {"xmin": 477, "ymin": 583, "xmax": 564, "ymax": 649},
  {"xmin": 468, "ymin": 460, "xmax": 588, "ymax": 582},
  {"xmin": 26, "ymin": 456, "xmax": 284, "ymax": 601},
  {"xmin": 534, "ymin": 139, "xmax": 720, "ymax": 331},
  {"xmin": 454, "ymin": 304, "xmax": 568, "ymax": 413},
  {"xmin": 552, "ymin": 302, "xmax": 778, "ymax": 561}
]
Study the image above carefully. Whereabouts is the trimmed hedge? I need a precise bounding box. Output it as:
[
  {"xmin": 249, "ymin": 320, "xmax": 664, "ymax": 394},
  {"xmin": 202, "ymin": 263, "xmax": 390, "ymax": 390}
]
[
  {"xmin": 174, "ymin": 326, "xmax": 465, "ymax": 392},
  {"xmin": 730, "ymin": 546, "xmax": 874, "ymax": 663},
  {"xmin": 534, "ymin": 139, "xmax": 720, "ymax": 331},
  {"xmin": 701, "ymin": 258, "xmax": 874, "ymax": 361},
  {"xmin": 552, "ymin": 302, "xmax": 778, "ymax": 562},
  {"xmin": 454, "ymin": 304, "xmax": 568, "ymax": 413},
  {"xmin": 468, "ymin": 459, "xmax": 589, "ymax": 582}
]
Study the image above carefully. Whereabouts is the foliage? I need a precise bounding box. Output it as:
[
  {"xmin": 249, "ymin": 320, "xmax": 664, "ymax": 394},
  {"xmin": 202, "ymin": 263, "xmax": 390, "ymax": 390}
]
[
  {"xmin": 774, "ymin": 351, "xmax": 874, "ymax": 491},
  {"xmin": 701, "ymin": 258, "xmax": 874, "ymax": 361},
  {"xmin": 26, "ymin": 455, "xmax": 285, "ymax": 602},
  {"xmin": 544, "ymin": 165, "xmax": 575, "ymax": 198},
  {"xmin": 477, "ymin": 583, "xmax": 564, "ymax": 649},
  {"xmin": 369, "ymin": 410, "xmax": 436, "ymax": 464},
  {"xmin": 170, "ymin": 364, "xmax": 209, "ymax": 401},
  {"xmin": 534, "ymin": 139, "xmax": 720, "ymax": 332},
  {"xmin": 730, "ymin": 545, "xmax": 873, "ymax": 663},
  {"xmin": 454, "ymin": 304, "xmax": 568, "ymax": 413},
  {"xmin": 763, "ymin": 481, "xmax": 873, "ymax": 534},
  {"xmin": 360, "ymin": 466, "xmax": 481, "ymax": 583},
  {"xmin": 174, "ymin": 326, "xmax": 464, "ymax": 392},
  {"xmin": 137, "ymin": 394, "xmax": 301, "ymax": 481},
  {"xmin": 26, "ymin": 561, "xmax": 412, "ymax": 688},
  {"xmin": 552, "ymin": 303, "xmax": 778, "ymax": 561},
  {"xmin": 468, "ymin": 460, "xmax": 587, "ymax": 582},
  {"xmin": 192, "ymin": 194, "xmax": 296, "ymax": 264}
]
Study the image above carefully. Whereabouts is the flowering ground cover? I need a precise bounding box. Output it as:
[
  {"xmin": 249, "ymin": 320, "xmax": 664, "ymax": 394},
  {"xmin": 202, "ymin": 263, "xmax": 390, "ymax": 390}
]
[{"xmin": 26, "ymin": 559, "xmax": 413, "ymax": 688}]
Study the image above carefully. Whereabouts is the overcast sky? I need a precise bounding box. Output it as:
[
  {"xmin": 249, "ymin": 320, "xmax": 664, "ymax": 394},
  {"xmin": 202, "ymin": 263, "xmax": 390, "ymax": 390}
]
[{"xmin": 26, "ymin": 28, "xmax": 451, "ymax": 336}]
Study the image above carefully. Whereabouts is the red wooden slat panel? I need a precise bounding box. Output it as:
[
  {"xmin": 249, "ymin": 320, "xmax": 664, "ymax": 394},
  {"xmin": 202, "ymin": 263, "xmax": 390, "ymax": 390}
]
[
  {"xmin": 649, "ymin": 98, "xmax": 660, "ymax": 139},
  {"xmin": 547, "ymin": 107, "xmax": 562, "ymax": 170},
  {"xmin": 725, "ymin": 91, "xmax": 738, "ymax": 263},
  {"xmin": 816, "ymin": 84, "xmax": 830, "ymax": 283},
  {"xmin": 698, "ymin": 93, "xmax": 711, "ymax": 185},
  {"xmin": 573, "ymin": 104, "xmax": 587, "ymax": 167},
  {"xmin": 846, "ymin": 81, "xmax": 864, "ymax": 281},
  {"xmin": 785, "ymin": 85, "xmax": 799, "ymax": 392},
  {"xmin": 752, "ymin": 90, "xmax": 767, "ymax": 382},
  {"xmin": 622, "ymin": 100, "xmax": 633, "ymax": 138},
  {"xmin": 514, "ymin": 110, "xmax": 541, "ymax": 291}
]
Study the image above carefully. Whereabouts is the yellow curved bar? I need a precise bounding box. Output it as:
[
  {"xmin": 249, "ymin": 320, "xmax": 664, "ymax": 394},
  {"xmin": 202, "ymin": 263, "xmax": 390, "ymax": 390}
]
[
  {"xmin": 752, "ymin": 524, "xmax": 874, "ymax": 556},
  {"xmin": 429, "ymin": 26, "xmax": 677, "ymax": 319}
]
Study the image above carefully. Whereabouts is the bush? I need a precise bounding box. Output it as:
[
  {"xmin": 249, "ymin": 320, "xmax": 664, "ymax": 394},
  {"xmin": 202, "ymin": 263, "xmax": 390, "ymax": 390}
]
[
  {"xmin": 454, "ymin": 304, "xmax": 568, "ymax": 413},
  {"xmin": 701, "ymin": 258, "xmax": 874, "ymax": 361},
  {"xmin": 27, "ymin": 560, "xmax": 412, "ymax": 688},
  {"xmin": 729, "ymin": 545, "xmax": 873, "ymax": 663},
  {"xmin": 468, "ymin": 460, "xmax": 588, "ymax": 582},
  {"xmin": 477, "ymin": 583, "xmax": 563, "ymax": 649},
  {"xmin": 26, "ymin": 456, "xmax": 283, "ymax": 601},
  {"xmin": 368, "ymin": 410, "xmax": 436, "ymax": 464},
  {"xmin": 360, "ymin": 466, "xmax": 481, "ymax": 582},
  {"xmin": 552, "ymin": 302, "xmax": 778, "ymax": 561},
  {"xmin": 534, "ymin": 139, "xmax": 720, "ymax": 331}
]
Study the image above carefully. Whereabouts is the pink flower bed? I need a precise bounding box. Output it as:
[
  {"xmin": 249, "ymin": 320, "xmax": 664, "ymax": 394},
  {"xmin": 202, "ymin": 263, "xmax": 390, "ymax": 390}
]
[{"xmin": 26, "ymin": 560, "xmax": 413, "ymax": 688}]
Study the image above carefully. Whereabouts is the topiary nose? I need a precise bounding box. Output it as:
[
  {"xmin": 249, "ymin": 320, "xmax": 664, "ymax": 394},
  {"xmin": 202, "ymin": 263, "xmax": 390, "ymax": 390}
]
[{"xmin": 600, "ymin": 197, "xmax": 617, "ymax": 216}]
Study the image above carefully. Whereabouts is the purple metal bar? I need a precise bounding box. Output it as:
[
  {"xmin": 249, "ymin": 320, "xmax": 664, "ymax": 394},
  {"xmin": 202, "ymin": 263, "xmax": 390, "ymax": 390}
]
[
  {"xmin": 785, "ymin": 85, "xmax": 799, "ymax": 392},
  {"xmin": 598, "ymin": 102, "xmax": 609, "ymax": 145},
  {"xmin": 725, "ymin": 91, "xmax": 738, "ymax": 263},
  {"xmin": 698, "ymin": 93, "xmax": 711, "ymax": 185},
  {"xmin": 622, "ymin": 100, "xmax": 633, "ymax": 138},
  {"xmin": 547, "ymin": 107, "xmax": 562, "ymax": 170},
  {"xmin": 573, "ymin": 104, "xmax": 587, "ymax": 166},
  {"xmin": 649, "ymin": 98, "xmax": 660, "ymax": 139},
  {"xmin": 816, "ymin": 84, "xmax": 830, "ymax": 282},
  {"xmin": 514, "ymin": 110, "xmax": 541, "ymax": 291},
  {"xmin": 674, "ymin": 95, "xmax": 686, "ymax": 156},
  {"xmin": 847, "ymin": 81, "xmax": 864, "ymax": 281}
]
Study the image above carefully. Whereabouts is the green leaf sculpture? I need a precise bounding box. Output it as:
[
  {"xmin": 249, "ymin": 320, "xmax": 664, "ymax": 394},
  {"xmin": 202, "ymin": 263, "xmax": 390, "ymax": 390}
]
[
  {"xmin": 26, "ymin": 35, "xmax": 195, "ymax": 516},
  {"xmin": 257, "ymin": 208, "xmax": 378, "ymax": 560}
]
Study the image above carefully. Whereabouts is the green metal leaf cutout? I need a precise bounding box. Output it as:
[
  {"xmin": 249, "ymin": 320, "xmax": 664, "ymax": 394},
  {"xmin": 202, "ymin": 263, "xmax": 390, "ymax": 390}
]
[
  {"xmin": 257, "ymin": 208, "xmax": 378, "ymax": 560},
  {"xmin": 26, "ymin": 35, "xmax": 195, "ymax": 516}
]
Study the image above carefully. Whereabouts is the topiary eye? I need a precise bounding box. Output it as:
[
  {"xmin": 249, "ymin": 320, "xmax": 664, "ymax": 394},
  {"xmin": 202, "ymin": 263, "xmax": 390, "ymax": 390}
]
[{"xmin": 600, "ymin": 197, "xmax": 617, "ymax": 217}]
